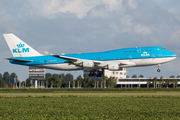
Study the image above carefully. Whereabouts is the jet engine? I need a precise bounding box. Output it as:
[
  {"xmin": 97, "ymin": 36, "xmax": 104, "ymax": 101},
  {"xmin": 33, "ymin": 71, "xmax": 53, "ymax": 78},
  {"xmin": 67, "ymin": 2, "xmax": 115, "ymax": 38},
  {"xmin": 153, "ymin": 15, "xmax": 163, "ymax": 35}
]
[
  {"xmin": 82, "ymin": 61, "xmax": 94, "ymax": 67},
  {"xmin": 107, "ymin": 64, "xmax": 119, "ymax": 70}
]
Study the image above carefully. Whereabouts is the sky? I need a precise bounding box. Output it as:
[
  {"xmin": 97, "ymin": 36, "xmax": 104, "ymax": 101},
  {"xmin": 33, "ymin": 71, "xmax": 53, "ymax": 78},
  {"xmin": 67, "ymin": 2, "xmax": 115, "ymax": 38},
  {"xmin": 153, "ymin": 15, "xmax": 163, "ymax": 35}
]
[{"xmin": 0, "ymin": 0, "xmax": 180, "ymax": 81}]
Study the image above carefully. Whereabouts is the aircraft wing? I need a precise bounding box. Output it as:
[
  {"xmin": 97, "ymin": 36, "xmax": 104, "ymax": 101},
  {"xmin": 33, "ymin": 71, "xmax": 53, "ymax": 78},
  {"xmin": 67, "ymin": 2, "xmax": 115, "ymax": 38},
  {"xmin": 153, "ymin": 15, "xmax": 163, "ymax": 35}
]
[
  {"xmin": 44, "ymin": 51, "xmax": 78, "ymax": 62},
  {"xmin": 53, "ymin": 55, "xmax": 79, "ymax": 62},
  {"xmin": 44, "ymin": 51, "xmax": 102, "ymax": 64},
  {"xmin": 51, "ymin": 54, "xmax": 103, "ymax": 66},
  {"xmin": 44, "ymin": 51, "xmax": 135, "ymax": 69},
  {"xmin": 4, "ymin": 58, "xmax": 33, "ymax": 62}
]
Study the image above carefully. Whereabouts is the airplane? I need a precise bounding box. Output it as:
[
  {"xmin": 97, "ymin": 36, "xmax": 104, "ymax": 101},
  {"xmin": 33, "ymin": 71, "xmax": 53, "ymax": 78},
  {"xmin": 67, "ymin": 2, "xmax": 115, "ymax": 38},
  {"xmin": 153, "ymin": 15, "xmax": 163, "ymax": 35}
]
[{"xmin": 3, "ymin": 33, "xmax": 177, "ymax": 77}]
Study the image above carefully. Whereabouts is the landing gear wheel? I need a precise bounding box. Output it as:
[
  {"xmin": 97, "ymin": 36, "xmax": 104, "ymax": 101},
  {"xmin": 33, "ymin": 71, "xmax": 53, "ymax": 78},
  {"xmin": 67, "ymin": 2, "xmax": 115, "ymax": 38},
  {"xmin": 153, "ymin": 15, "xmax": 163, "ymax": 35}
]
[{"xmin": 157, "ymin": 64, "xmax": 161, "ymax": 72}]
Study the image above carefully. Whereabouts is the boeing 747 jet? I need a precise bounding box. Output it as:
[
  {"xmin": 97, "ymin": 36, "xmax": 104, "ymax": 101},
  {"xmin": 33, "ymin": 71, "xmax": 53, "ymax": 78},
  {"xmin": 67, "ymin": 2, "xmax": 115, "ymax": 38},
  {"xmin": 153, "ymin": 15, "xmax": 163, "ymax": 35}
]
[{"xmin": 3, "ymin": 34, "xmax": 177, "ymax": 77}]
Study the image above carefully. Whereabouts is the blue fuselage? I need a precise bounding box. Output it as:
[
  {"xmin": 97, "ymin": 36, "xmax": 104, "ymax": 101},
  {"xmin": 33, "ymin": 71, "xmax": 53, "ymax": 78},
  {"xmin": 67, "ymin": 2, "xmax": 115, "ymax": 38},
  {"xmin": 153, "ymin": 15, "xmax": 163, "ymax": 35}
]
[{"xmin": 10, "ymin": 46, "xmax": 177, "ymax": 66}]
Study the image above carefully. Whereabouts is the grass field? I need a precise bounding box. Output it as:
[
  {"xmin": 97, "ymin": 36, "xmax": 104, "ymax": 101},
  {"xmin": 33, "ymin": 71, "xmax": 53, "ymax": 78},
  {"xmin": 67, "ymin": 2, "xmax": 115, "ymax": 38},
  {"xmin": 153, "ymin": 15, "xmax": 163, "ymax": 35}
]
[
  {"xmin": 0, "ymin": 96, "xmax": 180, "ymax": 119},
  {"xmin": 1, "ymin": 88, "xmax": 180, "ymax": 92},
  {"xmin": 1, "ymin": 91, "xmax": 180, "ymax": 96},
  {"xmin": 1, "ymin": 89, "xmax": 180, "ymax": 119}
]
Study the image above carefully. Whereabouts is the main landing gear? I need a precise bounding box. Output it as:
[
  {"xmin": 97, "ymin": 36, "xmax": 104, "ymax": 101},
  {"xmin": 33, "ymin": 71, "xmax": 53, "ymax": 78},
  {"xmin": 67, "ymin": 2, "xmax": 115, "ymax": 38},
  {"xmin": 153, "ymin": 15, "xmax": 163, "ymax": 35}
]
[
  {"xmin": 157, "ymin": 64, "xmax": 161, "ymax": 72},
  {"xmin": 88, "ymin": 69, "xmax": 104, "ymax": 77}
]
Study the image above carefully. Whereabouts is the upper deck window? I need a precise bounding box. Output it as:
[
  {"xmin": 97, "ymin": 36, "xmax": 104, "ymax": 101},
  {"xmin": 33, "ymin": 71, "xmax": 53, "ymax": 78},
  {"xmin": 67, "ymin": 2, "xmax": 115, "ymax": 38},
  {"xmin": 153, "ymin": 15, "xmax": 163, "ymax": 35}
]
[
  {"xmin": 124, "ymin": 50, "xmax": 137, "ymax": 53},
  {"xmin": 141, "ymin": 50, "xmax": 152, "ymax": 52},
  {"xmin": 161, "ymin": 48, "xmax": 166, "ymax": 50}
]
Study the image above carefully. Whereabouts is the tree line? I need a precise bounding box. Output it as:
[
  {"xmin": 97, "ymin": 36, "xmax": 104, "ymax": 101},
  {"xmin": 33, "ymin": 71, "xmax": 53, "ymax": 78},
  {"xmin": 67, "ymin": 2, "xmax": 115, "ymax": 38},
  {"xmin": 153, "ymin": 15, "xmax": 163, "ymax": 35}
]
[
  {"xmin": 147, "ymin": 77, "xmax": 179, "ymax": 88},
  {"xmin": 127, "ymin": 75, "xmax": 180, "ymax": 88},
  {"xmin": 0, "ymin": 72, "xmax": 18, "ymax": 88},
  {"xmin": 44, "ymin": 73, "xmax": 117, "ymax": 88},
  {"xmin": 0, "ymin": 72, "xmax": 117, "ymax": 88},
  {"xmin": 1, "ymin": 72, "xmax": 180, "ymax": 88},
  {"xmin": 127, "ymin": 74, "xmax": 180, "ymax": 78}
]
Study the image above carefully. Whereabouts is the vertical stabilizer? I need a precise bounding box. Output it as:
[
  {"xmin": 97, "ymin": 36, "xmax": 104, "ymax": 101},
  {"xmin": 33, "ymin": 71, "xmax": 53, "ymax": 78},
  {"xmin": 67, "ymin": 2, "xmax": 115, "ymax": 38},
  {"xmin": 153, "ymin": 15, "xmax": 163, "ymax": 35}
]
[{"xmin": 3, "ymin": 34, "xmax": 41, "ymax": 57}]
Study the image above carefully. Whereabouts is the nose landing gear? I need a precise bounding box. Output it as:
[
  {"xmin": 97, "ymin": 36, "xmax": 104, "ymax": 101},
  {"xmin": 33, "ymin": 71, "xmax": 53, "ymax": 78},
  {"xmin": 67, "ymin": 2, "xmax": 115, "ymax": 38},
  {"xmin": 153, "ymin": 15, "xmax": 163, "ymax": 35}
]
[{"xmin": 157, "ymin": 64, "xmax": 161, "ymax": 72}]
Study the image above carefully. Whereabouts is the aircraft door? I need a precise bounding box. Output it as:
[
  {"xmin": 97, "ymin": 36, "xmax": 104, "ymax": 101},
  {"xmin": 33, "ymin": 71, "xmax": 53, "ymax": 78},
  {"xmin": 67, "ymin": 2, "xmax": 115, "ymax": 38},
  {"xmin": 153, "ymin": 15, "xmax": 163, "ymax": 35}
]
[
  {"xmin": 40, "ymin": 61, "xmax": 44, "ymax": 65},
  {"xmin": 128, "ymin": 55, "xmax": 132, "ymax": 61},
  {"xmin": 137, "ymin": 48, "xmax": 141, "ymax": 54},
  {"xmin": 99, "ymin": 57, "xmax": 103, "ymax": 61},
  {"xmin": 151, "ymin": 54, "xmax": 155, "ymax": 59}
]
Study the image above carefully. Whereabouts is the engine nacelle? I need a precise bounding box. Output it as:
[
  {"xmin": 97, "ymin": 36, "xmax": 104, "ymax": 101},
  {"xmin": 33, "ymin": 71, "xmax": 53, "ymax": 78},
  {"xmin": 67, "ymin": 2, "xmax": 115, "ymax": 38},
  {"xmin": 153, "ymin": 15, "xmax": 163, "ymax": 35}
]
[
  {"xmin": 82, "ymin": 61, "xmax": 94, "ymax": 67},
  {"xmin": 107, "ymin": 64, "xmax": 119, "ymax": 70}
]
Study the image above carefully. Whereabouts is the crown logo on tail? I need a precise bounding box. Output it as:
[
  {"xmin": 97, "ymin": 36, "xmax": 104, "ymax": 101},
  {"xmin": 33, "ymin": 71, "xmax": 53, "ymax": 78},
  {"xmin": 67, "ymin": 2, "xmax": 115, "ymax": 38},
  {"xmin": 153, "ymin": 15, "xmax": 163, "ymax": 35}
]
[
  {"xmin": 16, "ymin": 43, "xmax": 25, "ymax": 48},
  {"xmin": 13, "ymin": 43, "xmax": 29, "ymax": 53}
]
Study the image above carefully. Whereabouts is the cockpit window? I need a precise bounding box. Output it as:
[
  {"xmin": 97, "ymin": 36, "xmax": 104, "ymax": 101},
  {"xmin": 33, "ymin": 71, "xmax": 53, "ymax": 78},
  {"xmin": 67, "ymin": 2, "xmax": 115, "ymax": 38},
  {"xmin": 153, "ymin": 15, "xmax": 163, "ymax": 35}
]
[{"xmin": 161, "ymin": 48, "xmax": 166, "ymax": 50}]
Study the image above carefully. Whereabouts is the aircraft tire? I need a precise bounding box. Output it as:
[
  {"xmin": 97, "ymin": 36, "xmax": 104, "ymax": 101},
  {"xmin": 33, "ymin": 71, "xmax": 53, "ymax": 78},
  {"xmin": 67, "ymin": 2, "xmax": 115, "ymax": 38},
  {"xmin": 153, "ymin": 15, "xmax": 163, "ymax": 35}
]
[{"xmin": 157, "ymin": 69, "xmax": 161, "ymax": 72}]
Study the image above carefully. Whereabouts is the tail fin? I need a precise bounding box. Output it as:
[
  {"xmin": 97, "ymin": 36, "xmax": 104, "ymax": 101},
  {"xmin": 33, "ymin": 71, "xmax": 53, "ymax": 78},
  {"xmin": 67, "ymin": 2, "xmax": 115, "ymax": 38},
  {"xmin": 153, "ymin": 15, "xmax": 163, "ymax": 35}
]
[{"xmin": 3, "ymin": 34, "xmax": 41, "ymax": 57}]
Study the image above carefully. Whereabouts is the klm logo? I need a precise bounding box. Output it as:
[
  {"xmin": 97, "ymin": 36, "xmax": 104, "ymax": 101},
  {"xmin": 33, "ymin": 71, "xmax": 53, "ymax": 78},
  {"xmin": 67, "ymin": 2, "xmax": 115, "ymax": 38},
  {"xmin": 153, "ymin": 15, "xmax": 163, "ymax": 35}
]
[
  {"xmin": 141, "ymin": 52, "xmax": 150, "ymax": 56},
  {"xmin": 12, "ymin": 43, "xmax": 29, "ymax": 53}
]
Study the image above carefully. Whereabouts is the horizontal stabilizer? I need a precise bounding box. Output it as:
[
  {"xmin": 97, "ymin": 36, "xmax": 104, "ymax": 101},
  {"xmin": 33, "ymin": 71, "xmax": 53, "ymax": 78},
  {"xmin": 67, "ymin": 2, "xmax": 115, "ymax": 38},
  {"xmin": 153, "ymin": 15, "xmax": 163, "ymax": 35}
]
[{"xmin": 4, "ymin": 58, "xmax": 33, "ymax": 62}]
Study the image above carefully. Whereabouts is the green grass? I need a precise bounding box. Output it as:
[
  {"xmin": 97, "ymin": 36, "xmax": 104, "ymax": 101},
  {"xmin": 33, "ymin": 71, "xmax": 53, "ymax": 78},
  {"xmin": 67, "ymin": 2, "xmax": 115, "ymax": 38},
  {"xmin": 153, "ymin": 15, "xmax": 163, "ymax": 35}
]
[
  {"xmin": 1, "ymin": 89, "xmax": 180, "ymax": 119},
  {"xmin": 1, "ymin": 88, "xmax": 180, "ymax": 93},
  {"xmin": 0, "ymin": 96, "xmax": 180, "ymax": 119},
  {"xmin": 1, "ymin": 91, "xmax": 180, "ymax": 96}
]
